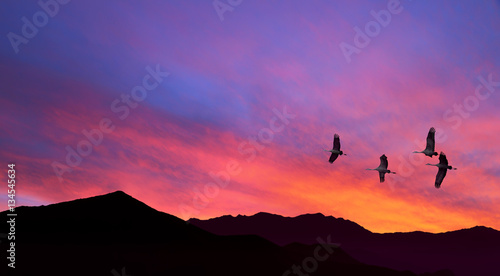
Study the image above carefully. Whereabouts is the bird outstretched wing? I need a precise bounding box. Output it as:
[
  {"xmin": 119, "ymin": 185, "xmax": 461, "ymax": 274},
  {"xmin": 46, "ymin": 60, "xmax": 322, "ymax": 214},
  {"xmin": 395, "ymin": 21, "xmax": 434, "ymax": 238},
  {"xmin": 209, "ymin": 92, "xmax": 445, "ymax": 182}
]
[
  {"xmin": 329, "ymin": 153, "xmax": 339, "ymax": 163},
  {"xmin": 379, "ymin": 154, "xmax": 388, "ymax": 169},
  {"xmin": 333, "ymin": 133, "xmax": 341, "ymax": 151},
  {"xmin": 425, "ymin": 127, "xmax": 436, "ymax": 152},
  {"xmin": 435, "ymin": 167, "xmax": 447, "ymax": 188},
  {"xmin": 439, "ymin": 152, "xmax": 448, "ymax": 166}
]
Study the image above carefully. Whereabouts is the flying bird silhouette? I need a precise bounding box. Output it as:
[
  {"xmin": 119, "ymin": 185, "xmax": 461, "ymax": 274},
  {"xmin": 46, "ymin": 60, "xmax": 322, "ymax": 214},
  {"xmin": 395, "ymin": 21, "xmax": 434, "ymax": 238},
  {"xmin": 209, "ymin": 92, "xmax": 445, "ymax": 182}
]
[
  {"xmin": 426, "ymin": 152, "xmax": 457, "ymax": 188},
  {"xmin": 413, "ymin": 127, "xmax": 439, "ymax": 157},
  {"xmin": 324, "ymin": 133, "xmax": 346, "ymax": 163},
  {"xmin": 366, "ymin": 154, "xmax": 396, "ymax": 182}
]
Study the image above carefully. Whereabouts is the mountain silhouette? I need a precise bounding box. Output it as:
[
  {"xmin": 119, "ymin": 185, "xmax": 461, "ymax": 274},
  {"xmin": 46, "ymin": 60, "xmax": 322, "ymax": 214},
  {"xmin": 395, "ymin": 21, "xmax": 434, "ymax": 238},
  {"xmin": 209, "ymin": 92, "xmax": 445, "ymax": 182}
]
[
  {"xmin": 191, "ymin": 212, "xmax": 372, "ymax": 245},
  {"xmin": 189, "ymin": 212, "xmax": 500, "ymax": 276},
  {"xmin": 0, "ymin": 191, "xmax": 453, "ymax": 276}
]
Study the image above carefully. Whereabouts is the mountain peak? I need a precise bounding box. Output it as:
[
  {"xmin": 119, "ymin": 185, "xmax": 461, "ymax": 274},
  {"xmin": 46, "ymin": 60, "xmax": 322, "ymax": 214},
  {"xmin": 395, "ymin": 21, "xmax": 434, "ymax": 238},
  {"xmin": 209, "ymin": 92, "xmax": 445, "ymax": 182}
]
[
  {"xmin": 296, "ymin": 212, "xmax": 326, "ymax": 218},
  {"xmin": 95, "ymin": 190, "xmax": 144, "ymax": 205},
  {"xmin": 107, "ymin": 190, "xmax": 128, "ymax": 196},
  {"xmin": 91, "ymin": 190, "xmax": 133, "ymax": 200}
]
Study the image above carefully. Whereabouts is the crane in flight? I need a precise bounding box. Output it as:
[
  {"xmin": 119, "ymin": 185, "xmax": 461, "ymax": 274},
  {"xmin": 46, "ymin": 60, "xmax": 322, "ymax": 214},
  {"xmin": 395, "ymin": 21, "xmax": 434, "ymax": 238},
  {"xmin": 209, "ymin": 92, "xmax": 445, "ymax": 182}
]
[
  {"xmin": 324, "ymin": 133, "xmax": 346, "ymax": 164},
  {"xmin": 366, "ymin": 154, "xmax": 396, "ymax": 183},
  {"xmin": 413, "ymin": 127, "xmax": 439, "ymax": 157},
  {"xmin": 426, "ymin": 152, "xmax": 457, "ymax": 188}
]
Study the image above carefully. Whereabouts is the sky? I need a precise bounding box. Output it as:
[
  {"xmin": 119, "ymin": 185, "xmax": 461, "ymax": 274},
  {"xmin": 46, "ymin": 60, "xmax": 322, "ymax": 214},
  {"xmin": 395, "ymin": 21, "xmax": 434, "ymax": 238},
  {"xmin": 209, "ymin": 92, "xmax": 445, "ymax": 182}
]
[{"xmin": 0, "ymin": 0, "xmax": 499, "ymax": 233}]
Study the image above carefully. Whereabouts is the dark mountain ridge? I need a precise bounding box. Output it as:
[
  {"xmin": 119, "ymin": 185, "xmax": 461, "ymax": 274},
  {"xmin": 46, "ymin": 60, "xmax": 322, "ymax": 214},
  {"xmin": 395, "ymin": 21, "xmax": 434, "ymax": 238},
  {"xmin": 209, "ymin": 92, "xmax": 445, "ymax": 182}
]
[
  {"xmin": 0, "ymin": 191, "xmax": 453, "ymax": 276},
  {"xmin": 189, "ymin": 212, "xmax": 500, "ymax": 276}
]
